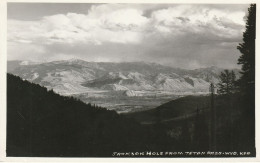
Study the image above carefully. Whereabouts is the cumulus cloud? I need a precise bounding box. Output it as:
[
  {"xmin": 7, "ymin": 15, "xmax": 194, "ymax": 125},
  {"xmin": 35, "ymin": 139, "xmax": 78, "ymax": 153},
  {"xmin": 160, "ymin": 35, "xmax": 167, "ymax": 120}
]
[
  {"xmin": 8, "ymin": 4, "xmax": 149, "ymax": 45},
  {"xmin": 150, "ymin": 5, "xmax": 245, "ymax": 39},
  {"xmin": 7, "ymin": 3, "xmax": 248, "ymax": 69}
]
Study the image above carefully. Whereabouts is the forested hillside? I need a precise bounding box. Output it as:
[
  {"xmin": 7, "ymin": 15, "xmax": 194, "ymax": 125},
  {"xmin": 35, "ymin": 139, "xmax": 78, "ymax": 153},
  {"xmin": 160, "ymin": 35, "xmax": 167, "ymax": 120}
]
[
  {"xmin": 7, "ymin": 73, "xmax": 169, "ymax": 157},
  {"xmin": 124, "ymin": 93, "xmax": 255, "ymax": 155},
  {"xmin": 7, "ymin": 73, "xmax": 255, "ymax": 157}
]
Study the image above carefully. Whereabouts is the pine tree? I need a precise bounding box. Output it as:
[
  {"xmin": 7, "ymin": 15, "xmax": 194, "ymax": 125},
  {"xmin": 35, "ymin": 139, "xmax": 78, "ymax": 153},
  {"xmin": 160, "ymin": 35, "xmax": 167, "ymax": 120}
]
[
  {"xmin": 237, "ymin": 4, "xmax": 256, "ymax": 95},
  {"xmin": 180, "ymin": 119, "xmax": 191, "ymax": 150},
  {"xmin": 235, "ymin": 4, "xmax": 256, "ymax": 152},
  {"xmin": 217, "ymin": 70, "xmax": 236, "ymax": 95},
  {"xmin": 193, "ymin": 109, "xmax": 209, "ymax": 150}
]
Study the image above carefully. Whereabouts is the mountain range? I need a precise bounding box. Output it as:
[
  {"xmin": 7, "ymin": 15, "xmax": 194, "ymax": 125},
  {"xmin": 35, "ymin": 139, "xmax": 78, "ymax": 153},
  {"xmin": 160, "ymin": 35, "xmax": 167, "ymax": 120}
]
[{"xmin": 7, "ymin": 59, "xmax": 239, "ymax": 112}]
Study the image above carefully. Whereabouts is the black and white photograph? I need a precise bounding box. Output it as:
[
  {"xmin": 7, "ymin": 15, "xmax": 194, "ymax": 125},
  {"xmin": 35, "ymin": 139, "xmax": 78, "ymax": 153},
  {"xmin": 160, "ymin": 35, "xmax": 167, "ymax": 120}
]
[{"xmin": 1, "ymin": 1, "xmax": 257, "ymax": 158}]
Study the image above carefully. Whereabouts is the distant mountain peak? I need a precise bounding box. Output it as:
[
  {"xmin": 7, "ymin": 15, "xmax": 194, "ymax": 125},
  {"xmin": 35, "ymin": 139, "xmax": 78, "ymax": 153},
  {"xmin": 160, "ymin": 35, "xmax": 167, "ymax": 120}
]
[
  {"xmin": 19, "ymin": 60, "xmax": 42, "ymax": 65},
  {"xmin": 66, "ymin": 58, "xmax": 86, "ymax": 63}
]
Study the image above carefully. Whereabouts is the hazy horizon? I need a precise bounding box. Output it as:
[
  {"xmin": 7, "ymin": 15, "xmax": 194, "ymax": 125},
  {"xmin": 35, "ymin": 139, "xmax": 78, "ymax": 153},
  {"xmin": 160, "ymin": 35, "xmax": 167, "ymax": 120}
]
[{"xmin": 7, "ymin": 58, "xmax": 242, "ymax": 71}]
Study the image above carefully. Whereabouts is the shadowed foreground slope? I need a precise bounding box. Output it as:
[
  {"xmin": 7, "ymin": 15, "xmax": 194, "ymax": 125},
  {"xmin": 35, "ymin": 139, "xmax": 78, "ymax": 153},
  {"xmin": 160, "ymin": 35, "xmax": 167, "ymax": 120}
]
[
  {"xmin": 7, "ymin": 73, "xmax": 255, "ymax": 157},
  {"xmin": 7, "ymin": 73, "xmax": 161, "ymax": 157},
  {"xmin": 124, "ymin": 94, "xmax": 255, "ymax": 155}
]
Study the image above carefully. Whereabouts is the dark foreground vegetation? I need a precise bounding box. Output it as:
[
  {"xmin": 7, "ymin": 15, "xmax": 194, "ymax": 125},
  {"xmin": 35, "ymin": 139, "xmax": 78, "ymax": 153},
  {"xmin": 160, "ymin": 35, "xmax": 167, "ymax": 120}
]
[
  {"xmin": 7, "ymin": 73, "xmax": 255, "ymax": 157},
  {"xmin": 124, "ymin": 93, "xmax": 255, "ymax": 153},
  {"xmin": 7, "ymin": 73, "xmax": 173, "ymax": 157}
]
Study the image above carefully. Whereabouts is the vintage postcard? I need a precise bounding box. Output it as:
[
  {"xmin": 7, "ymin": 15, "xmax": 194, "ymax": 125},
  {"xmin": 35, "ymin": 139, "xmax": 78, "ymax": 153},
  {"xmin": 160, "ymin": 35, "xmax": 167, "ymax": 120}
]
[{"xmin": 0, "ymin": 0, "xmax": 258, "ymax": 162}]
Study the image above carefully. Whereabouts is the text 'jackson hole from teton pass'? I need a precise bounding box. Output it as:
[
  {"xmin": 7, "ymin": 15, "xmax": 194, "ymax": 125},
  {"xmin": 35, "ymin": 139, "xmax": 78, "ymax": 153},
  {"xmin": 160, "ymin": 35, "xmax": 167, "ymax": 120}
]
[{"xmin": 6, "ymin": 3, "xmax": 256, "ymax": 157}]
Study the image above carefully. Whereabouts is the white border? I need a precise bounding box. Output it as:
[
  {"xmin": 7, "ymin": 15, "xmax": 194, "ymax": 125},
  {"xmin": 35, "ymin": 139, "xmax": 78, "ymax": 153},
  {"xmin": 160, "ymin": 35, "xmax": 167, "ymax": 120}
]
[{"xmin": 0, "ymin": 0, "xmax": 259, "ymax": 162}]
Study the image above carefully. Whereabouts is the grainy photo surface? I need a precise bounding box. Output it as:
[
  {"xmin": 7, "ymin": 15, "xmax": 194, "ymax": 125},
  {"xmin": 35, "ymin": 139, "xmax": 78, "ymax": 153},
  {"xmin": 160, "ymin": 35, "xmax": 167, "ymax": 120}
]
[{"xmin": 6, "ymin": 3, "xmax": 256, "ymax": 157}]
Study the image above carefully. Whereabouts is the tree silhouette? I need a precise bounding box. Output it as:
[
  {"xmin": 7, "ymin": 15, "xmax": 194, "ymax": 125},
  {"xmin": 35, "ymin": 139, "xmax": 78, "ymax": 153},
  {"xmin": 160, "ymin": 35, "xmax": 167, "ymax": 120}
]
[
  {"xmin": 217, "ymin": 70, "xmax": 236, "ymax": 95},
  {"xmin": 193, "ymin": 109, "xmax": 209, "ymax": 151},
  {"xmin": 235, "ymin": 4, "xmax": 256, "ymax": 151},
  {"xmin": 237, "ymin": 4, "xmax": 256, "ymax": 96}
]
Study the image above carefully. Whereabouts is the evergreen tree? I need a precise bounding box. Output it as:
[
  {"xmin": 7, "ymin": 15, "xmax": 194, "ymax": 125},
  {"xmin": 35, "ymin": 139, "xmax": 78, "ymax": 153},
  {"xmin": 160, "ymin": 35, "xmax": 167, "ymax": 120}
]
[
  {"xmin": 193, "ymin": 109, "xmax": 209, "ymax": 150},
  {"xmin": 231, "ymin": 71, "xmax": 236, "ymax": 87},
  {"xmin": 217, "ymin": 70, "xmax": 236, "ymax": 95},
  {"xmin": 237, "ymin": 4, "xmax": 256, "ymax": 96},
  {"xmin": 180, "ymin": 119, "xmax": 191, "ymax": 150},
  {"xmin": 236, "ymin": 5, "xmax": 256, "ymax": 151}
]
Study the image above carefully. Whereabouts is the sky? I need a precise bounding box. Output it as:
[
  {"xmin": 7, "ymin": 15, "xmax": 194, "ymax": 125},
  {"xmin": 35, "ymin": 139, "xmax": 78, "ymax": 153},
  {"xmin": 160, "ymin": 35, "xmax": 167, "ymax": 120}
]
[{"xmin": 7, "ymin": 3, "xmax": 249, "ymax": 69}]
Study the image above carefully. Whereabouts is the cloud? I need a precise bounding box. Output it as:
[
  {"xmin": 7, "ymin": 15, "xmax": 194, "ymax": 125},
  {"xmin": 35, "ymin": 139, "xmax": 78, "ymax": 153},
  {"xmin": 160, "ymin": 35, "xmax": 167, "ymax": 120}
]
[
  {"xmin": 8, "ymin": 4, "xmax": 149, "ymax": 45},
  {"xmin": 7, "ymin": 4, "xmax": 248, "ymax": 69},
  {"xmin": 8, "ymin": 4, "xmax": 246, "ymax": 45},
  {"xmin": 150, "ymin": 5, "xmax": 245, "ymax": 38}
]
